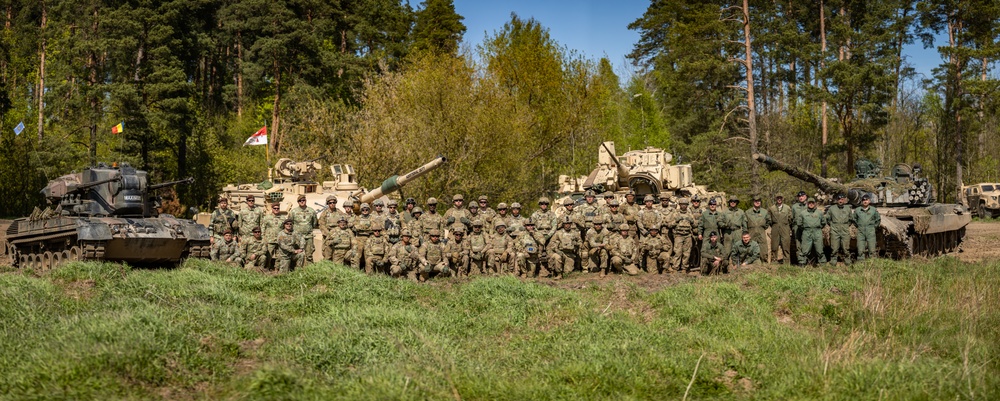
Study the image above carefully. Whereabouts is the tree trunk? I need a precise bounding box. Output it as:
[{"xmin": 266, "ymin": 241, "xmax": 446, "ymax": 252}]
[
  {"xmin": 37, "ymin": 0, "xmax": 46, "ymax": 140},
  {"xmin": 271, "ymin": 58, "xmax": 281, "ymax": 154},
  {"xmin": 236, "ymin": 30, "xmax": 244, "ymax": 117},
  {"xmin": 87, "ymin": 6, "xmax": 99, "ymax": 166},
  {"xmin": 742, "ymin": 0, "xmax": 760, "ymax": 193},
  {"xmin": 948, "ymin": 18, "xmax": 964, "ymax": 202},
  {"xmin": 820, "ymin": 0, "xmax": 829, "ymax": 177}
]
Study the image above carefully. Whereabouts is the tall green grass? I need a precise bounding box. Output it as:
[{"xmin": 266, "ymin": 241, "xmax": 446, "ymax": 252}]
[{"xmin": 0, "ymin": 257, "xmax": 996, "ymax": 400}]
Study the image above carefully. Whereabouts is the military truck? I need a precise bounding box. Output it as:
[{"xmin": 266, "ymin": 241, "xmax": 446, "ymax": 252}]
[
  {"xmin": 963, "ymin": 183, "xmax": 1000, "ymax": 219},
  {"xmin": 1, "ymin": 162, "xmax": 210, "ymax": 269}
]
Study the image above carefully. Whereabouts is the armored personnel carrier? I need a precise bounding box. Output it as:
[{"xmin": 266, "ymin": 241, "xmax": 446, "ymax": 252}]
[
  {"xmin": 555, "ymin": 141, "xmax": 726, "ymax": 208},
  {"xmin": 0, "ymin": 162, "xmax": 210, "ymax": 269},
  {"xmin": 753, "ymin": 153, "xmax": 971, "ymax": 258}
]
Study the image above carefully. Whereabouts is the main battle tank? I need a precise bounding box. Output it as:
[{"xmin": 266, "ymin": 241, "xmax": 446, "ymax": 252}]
[
  {"xmin": 753, "ymin": 153, "xmax": 971, "ymax": 258},
  {"xmin": 555, "ymin": 141, "xmax": 726, "ymax": 209},
  {"xmin": 210, "ymin": 156, "xmax": 446, "ymax": 261},
  {"xmin": 0, "ymin": 162, "xmax": 210, "ymax": 269}
]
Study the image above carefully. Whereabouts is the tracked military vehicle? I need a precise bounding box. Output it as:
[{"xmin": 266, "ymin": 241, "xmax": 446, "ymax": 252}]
[
  {"xmin": 753, "ymin": 153, "xmax": 971, "ymax": 258},
  {"xmin": 555, "ymin": 141, "xmax": 726, "ymax": 210},
  {"xmin": 0, "ymin": 162, "xmax": 210, "ymax": 269}
]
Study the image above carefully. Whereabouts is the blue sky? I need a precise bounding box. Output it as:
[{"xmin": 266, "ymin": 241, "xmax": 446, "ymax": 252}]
[{"xmin": 453, "ymin": 0, "xmax": 947, "ymax": 82}]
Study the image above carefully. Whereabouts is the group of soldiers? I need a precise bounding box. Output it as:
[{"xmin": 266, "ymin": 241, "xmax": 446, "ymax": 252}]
[{"xmin": 206, "ymin": 187, "xmax": 883, "ymax": 279}]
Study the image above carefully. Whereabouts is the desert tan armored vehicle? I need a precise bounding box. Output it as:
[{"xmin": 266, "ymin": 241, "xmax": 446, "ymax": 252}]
[
  {"xmin": 206, "ymin": 156, "xmax": 446, "ymax": 261},
  {"xmin": 554, "ymin": 141, "xmax": 726, "ymax": 210},
  {"xmin": 962, "ymin": 183, "xmax": 1000, "ymax": 218},
  {"xmin": 0, "ymin": 162, "xmax": 210, "ymax": 269},
  {"xmin": 754, "ymin": 153, "xmax": 971, "ymax": 258}
]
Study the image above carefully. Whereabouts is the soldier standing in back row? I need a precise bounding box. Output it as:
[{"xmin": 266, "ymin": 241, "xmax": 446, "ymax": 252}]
[
  {"xmin": 699, "ymin": 199, "xmax": 724, "ymax": 248},
  {"xmin": 722, "ymin": 196, "xmax": 747, "ymax": 254},
  {"xmin": 477, "ymin": 195, "xmax": 497, "ymax": 233},
  {"xmin": 444, "ymin": 194, "xmax": 472, "ymax": 238},
  {"xmin": 667, "ymin": 198, "xmax": 698, "ymax": 273},
  {"xmin": 422, "ymin": 198, "xmax": 446, "ymax": 239},
  {"xmin": 826, "ymin": 193, "xmax": 855, "ymax": 265},
  {"xmin": 745, "ymin": 195, "xmax": 771, "ymax": 261},
  {"xmin": 795, "ymin": 197, "xmax": 827, "ymax": 265},
  {"xmin": 688, "ymin": 196, "xmax": 704, "ymax": 270},
  {"xmin": 530, "ymin": 197, "xmax": 557, "ymax": 242},
  {"xmin": 791, "ymin": 191, "xmax": 809, "ymax": 259},
  {"xmin": 637, "ymin": 195, "xmax": 661, "ymax": 237},
  {"xmin": 486, "ymin": 222, "xmax": 511, "ymax": 274},
  {"xmin": 622, "ymin": 191, "xmax": 641, "ymax": 237},
  {"xmin": 210, "ymin": 198, "xmax": 236, "ymax": 244},
  {"xmin": 261, "ymin": 203, "xmax": 284, "ymax": 269},
  {"xmin": 385, "ymin": 199, "xmax": 403, "ymax": 245},
  {"xmin": 767, "ymin": 195, "xmax": 794, "ymax": 264},
  {"xmin": 236, "ymin": 195, "xmax": 264, "ymax": 241},
  {"xmin": 854, "ymin": 195, "xmax": 881, "ymax": 261},
  {"xmin": 352, "ymin": 203, "xmax": 375, "ymax": 269},
  {"xmin": 318, "ymin": 195, "xmax": 346, "ymax": 260},
  {"xmin": 288, "ymin": 194, "xmax": 318, "ymax": 264}
]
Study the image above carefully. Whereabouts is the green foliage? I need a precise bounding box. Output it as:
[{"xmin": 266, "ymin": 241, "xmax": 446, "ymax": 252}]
[
  {"xmin": 0, "ymin": 257, "xmax": 997, "ymax": 399},
  {"xmin": 412, "ymin": 0, "xmax": 466, "ymax": 56}
]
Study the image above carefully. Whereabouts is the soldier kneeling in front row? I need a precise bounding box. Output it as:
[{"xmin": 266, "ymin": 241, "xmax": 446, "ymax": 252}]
[
  {"xmin": 276, "ymin": 219, "xmax": 305, "ymax": 273},
  {"xmin": 389, "ymin": 230, "xmax": 419, "ymax": 280},
  {"xmin": 609, "ymin": 224, "xmax": 640, "ymax": 276},
  {"xmin": 700, "ymin": 231, "xmax": 729, "ymax": 275},
  {"xmin": 240, "ymin": 227, "xmax": 268, "ymax": 272}
]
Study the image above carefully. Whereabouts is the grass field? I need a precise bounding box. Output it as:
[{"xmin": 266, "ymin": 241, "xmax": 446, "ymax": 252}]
[{"xmin": 0, "ymin": 257, "xmax": 997, "ymax": 400}]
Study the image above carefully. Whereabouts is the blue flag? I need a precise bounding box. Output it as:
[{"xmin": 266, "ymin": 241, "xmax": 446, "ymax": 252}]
[{"xmin": 14, "ymin": 121, "xmax": 25, "ymax": 136}]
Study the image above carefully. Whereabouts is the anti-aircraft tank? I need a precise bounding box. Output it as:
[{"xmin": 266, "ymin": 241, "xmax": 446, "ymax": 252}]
[
  {"xmin": 210, "ymin": 156, "xmax": 446, "ymax": 261},
  {"xmin": 753, "ymin": 153, "xmax": 971, "ymax": 258},
  {"xmin": 0, "ymin": 162, "xmax": 210, "ymax": 269},
  {"xmin": 555, "ymin": 141, "xmax": 726, "ymax": 209}
]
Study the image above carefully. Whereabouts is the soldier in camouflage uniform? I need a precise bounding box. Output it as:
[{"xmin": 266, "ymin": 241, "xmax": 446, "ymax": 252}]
[
  {"xmin": 791, "ymin": 191, "xmax": 809, "ymax": 261},
  {"xmin": 342, "ymin": 199, "xmax": 356, "ymax": 227},
  {"xmin": 417, "ymin": 229, "xmax": 452, "ymax": 281},
  {"xmin": 486, "ymin": 222, "xmax": 512, "ymax": 274},
  {"xmin": 364, "ymin": 226, "xmax": 390, "ymax": 274},
  {"xmin": 621, "ymin": 191, "xmax": 641, "ymax": 237},
  {"xmin": 275, "ymin": 220, "xmax": 305, "ymax": 273},
  {"xmin": 600, "ymin": 193, "xmax": 616, "ymax": 215},
  {"xmin": 655, "ymin": 192, "xmax": 673, "ymax": 213},
  {"xmin": 444, "ymin": 229, "xmax": 470, "ymax": 276},
  {"xmin": 211, "ymin": 230, "xmax": 240, "ymax": 265},
  {"xmin": 605, "ymin": 199, "xmax": 627, "ymax": 231},
  {"xmin": 371, "ymin": 199, "xmax": 388, "ymax": 229},
  {"xmin": 351, "ymin": 203, "xmax": 375, "ymax": 270},
  {"xmin": 745, "ymin": 195, "xmax": 771, "ymax": 261},
  {"xmin": 637, "ymin": 195, "xmax": 661, "ymax": 237},
  {"xmin": 530, "ymin": 197, "xmax": 557, "ymax": 243},
  {"xmin": 401, "ymin": 197, "xmax": 417, "ymax": 224},
  {"xmin": 494, "ymin": 202, "xmax": 510, "ymax": 232},
  {"xmin": 722, "ymin": 196, "xmax": 747, "ymax": 254},
  {"xmin": 477, "ymin": 195, "xmax": 497, "ymax": 233},
  {"xmin": 688, "ymin": 195, "xmax": 705, "ymax": 270},
  {"xmin": 288, "ymin": 194, "xmax": 318, "ymax": 264},
  {"xmin": 795, "ymin": 198, "xmax": 828, "ymax": 265},
  {"xmin": 239, "ymin": 227, "xmax": 268, "ymax": 272},
  {"xmin": 422, "ymin": 198, "xmax": 446, "ymax": 240},
  {"xmin": 404, "ymin": 207, "xmax": 425, "ymax": 247},
  {"xmin": 318, "ymin": 195, "xmax": 347, "ymax": 260},
  {"xmin": 667, "ymin": 198, "xmax": 698, "ymax": 272},
  {"xmin": 730, "ymin": 231, "xmax": 761, "ymax": 266},
  {"xmin": 326, "ymin": 216, "xmax": 354, "ymax": 265},
  {"xmin": 508, "ymin": 202, "xmax": 527, "ymax": 234},
  {"xmin": 700, "ymin": 232, "xmax": 729, "ymax": 275},
  {"xmin": 467, "ymin": 220, "xmax": 489, "ymax": 275},
  {"xmin": 640, "ymin": 225, "xmax": 672, "ymax": 274},
  {"xmin": 767, "ymin": 195, "xmax": 794, "ymax": 264},
  {"xmin": 547, "ymin": 216, "xmax": 581, "ymax": 279},
  {"xmin": 261, "ymin": 203, "xmax": 285, "ymax": 270},
  {"xmin": 514, "ymin": 220, "xmax": 544, "ymax": 278},
  {"xmin": 609, "ymin": 224, "xmax": 640, "ymax": 276},
  {"xmin": 384, "ymin": 199, "xmax": 403, "ymax": 245},
  {"xmin": 585, "ymin": 217, "xmax": 611, "ymax": 273},
  {"xmin": 825, "ymin": 193, "xmax": 855, "ymax": 265},
  {"xmin": 236, "ymin": 195, "xmax": 264, "ymax": 241},
  {"xmin": 210, "ymin": 198, "xmax": 237, "ymax": 244},
  {"xmin": 468, "ymin": 202, "xmax": 481, "ymax": 229},
  {"xmin": 854, "ymin": 195, "xmax": 881, "ymax": 261},
  {"xmin": 577, "ymin": 190, "xmax": 605, "ymax": 236},
  {"xmin": 444, "ymin": 194, "xmax": 472, "ymax": 239},
  {"xmin": 389, "ymin": 230, "xmax": 419, "ymax": 280}
]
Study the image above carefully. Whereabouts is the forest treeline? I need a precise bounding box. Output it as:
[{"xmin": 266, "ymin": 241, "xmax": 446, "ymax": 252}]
[{"xmin": 0, "ymin": 0, "xmax": 997, "ymax": 216}]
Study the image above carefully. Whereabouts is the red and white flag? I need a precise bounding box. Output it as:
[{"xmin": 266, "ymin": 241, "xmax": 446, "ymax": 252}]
[{"xmin": 243, "ymin": 126, "xmax": 267, "ymax": 146}]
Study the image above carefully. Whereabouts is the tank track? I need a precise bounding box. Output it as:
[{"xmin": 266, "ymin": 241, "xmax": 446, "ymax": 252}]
[
  {"xmin": 880, "ymin": 227, "xmax": 966, "ymax": 259},
  {"xmin": 1, "ymin": 238, "xmax": 211, "ymax": 270}
]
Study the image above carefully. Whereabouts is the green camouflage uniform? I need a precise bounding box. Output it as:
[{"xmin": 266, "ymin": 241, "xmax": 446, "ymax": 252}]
[
  {"xmin": 352, "ymin": 214, "xmax": 375, "ymax": 269},
  {"xmin": 825, "ymin": 203, "xmax": 855, "ymax": 264},
  {"xmin": 467, "ymin": 229, "xmax": 489, "ymax": 275},
  {"xmin": 585, "ymin": 224, "xmax": 611, "ymax": 273},
  {"xmin": 730, "ymin": 239, "xmax": 761, "ymax": 265},
  {"xmin": 745, "ymin": 206, "xmax": 771, "ymax": 257},
  {"xmin": 854, "ymin": 205, "xmax": 881, "ymax": 260},
  {"xmin": 261, "ymin": 212, "xmax": 284, "ymax": 268},
  {"xmin": 444, "ymin": 235, "xmax": 471, "ymax": 276},
  {"xmin": 530, "ymin": 209, "xmax": 558, "ymax": 241},
  {"xmin": 210, "ymin": 207, "xmax": 236, "ymax": 242},
  {"xmin": 318, "ymin": 207, "xmax": 347, "ymax": 260},
  {"xmin": 418, "ymin": 239, "xmax": 451, "ymax": 280},
  {"xmin": 326, "ymin": 225, "xmax": 354, "ymax": 265},
  {"xmin": 239, "ymin": 235, "xmax": 268, "ymax": 271},
  {"xmin": 767, "ymin": 203, "xmax": 794, "ymax": 263},
  {"xmin": 275, "ymin": 229, "xmax": 304, "ymax": 273},
  {"xmin": 288, "ymin": 205, "xmax": 318, "ymax": 263},
  {"xmin": 512, "ymin": 229, "xmax": 543, "ymax": 277},
  {"xmin": 795, "ymin": 205, "xmax": 827, "ymax": 265},
  {"xmin": 389, "ymin": 240, "xmax": 419, "ymax": 280},
  {"xmin": 485, "ymin": 229, "xmax": 512, "ymax": 274},
  {"xmin": 700, "ymin": 238, "xmax": 729, "ymax": 275},
  {"xmin": 210, "ymin": 237, "xmax": 240, "ymax": 264},
  {"xmin": 547, "ymin": 225, "xmax": 581, "ymax": 277},
  {"xmin": 236, "ymin": 204, "xmax": 264, "ymax": 239},
  {"xmin": 668, "ymin": 208, "xmax": 698, "ymax": 272}
]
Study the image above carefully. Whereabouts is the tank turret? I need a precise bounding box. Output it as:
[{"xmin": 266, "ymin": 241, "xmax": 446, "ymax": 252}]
[
  {"xmin": 752, "ymin": 152, "xmax": 969, "ymax": 258},
  {"xmin": 40, "ymin": 162, "xmax": 194, "ymax": 218}
]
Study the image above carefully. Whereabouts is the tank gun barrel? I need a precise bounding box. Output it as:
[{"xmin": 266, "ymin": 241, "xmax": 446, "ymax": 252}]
[
  {"xmin": 359, "ymin": 156, "xmax": 447, "ymax": 204},
  {"xmin": 147, "ymin": 177, "xmax": 194, "ymax": 191},
  {"xmin": 72, "ymin": 174, "xmax": 121, "ymax": 192},
  {"xmin": 600, "ymin": 142, "xmax": 629, "ymax": 179},
  {"xmin": 753, "ymin": 153, "xmax": 870, "ymax": 204}
]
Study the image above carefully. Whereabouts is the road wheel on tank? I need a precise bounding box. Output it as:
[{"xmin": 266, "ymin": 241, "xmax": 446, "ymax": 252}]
[
  {"xmin": 42, "ymin": 251, "xmax": 54, "ymax": 271},
  {"xmin": 52, "ymin": 251, "xmax": 64, "ymax": 269},
  {"xmin": 69, "ymin": 246, "xmax": 82, "ymax": 261}
]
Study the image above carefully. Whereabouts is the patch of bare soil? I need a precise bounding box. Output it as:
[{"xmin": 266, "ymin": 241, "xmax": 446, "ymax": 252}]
[{"xmin": 956, "ymin": 222, "xmax": 1000, "ymax": 263}]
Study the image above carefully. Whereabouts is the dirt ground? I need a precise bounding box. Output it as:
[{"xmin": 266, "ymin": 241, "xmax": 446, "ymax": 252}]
[{"xmin": 955, "ymin": 221, "xmax": 1000, "ymax": 263}]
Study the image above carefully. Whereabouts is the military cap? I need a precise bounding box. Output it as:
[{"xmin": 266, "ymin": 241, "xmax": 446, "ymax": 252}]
[
  {"xmin": 585, "ymin": 190, "xmax": 596, "ymax": 197},
  {"xmin": 252, "ymin": 227, "xmax": 261, "ymax": 232},
  {"xmin": 538, "ymin": 197, "xmax": 550, "ymax": 204},
  {"xmin": 246, "ymin": 195, "xmax": 255, "ymax": 200},
  {"xmin": 297, "ymin": 194, "xmax": 307, "ymax": 201},
  {"xmin": 387, "ymin": 199, "xmax": 398, "ymax": 206},
  {"xmin": 497, "ymin": 202, "xmax": 508, "ymax": 209},
  {"xmin": 219, "ymin": 197, "xmax": 229, "ymax": 203},
  {"xmin": 343, "ymin": 199, "xmax": 354, "ymax": 207},
  {"xmin": 835, "ymin": 193, "xmax": 846, "ymax": 199},
  {"xmin": 412, "ymin": 207, "xmax": 423, "ymax": 214},
  {"xmin": 708, "ymin": 199, "xmax": 718, "ymax": 206},
  {"xmin": 283, "ymin": 219, "xmax": 293, "ymax": 225},
  {"xmin": 326, "ymin": 195, "xmax": 337, "ymax": 202},
  {"xmin": 659, "ymin": 192, "xmax": 671, "ymax": 200},
  {"xmin": 478, "ymin": 195, "xmax": 489, "ymax": 201},
  {"xmin": 678, "ymin": 197, "xmax": 690, "ymax": 204},
  {"xmin": 510, "ymin": 202, "xmax": 522, "ymax": 209},
  {"xmin": 472, "ymin": 219, "xmax": 483, "ymax": 226},
  {"xmin": 709, "ymin": 231, "xmax": 718, "ymax": 237},
  {"xmin": 619, "ymin": 224, "xmax": 630, "ymax": 231},
  {"xmin": 401, "ymin": 229, "xmax": 412, "ymax": 237},
  {"xmin": 337, "ymin": 215, "xmax": 348, "ymax": 222},
  {"xmin": 453, "ymin": 194, "xmax": 464, "ymax": 201},
  {"xmin": 752, "ymin": 195, "xmax": 762, "ymax": 202},
  {"xmin": 862, "ymin": 194, "xmax": 871, "ymax": 201},
  {"xmin": 797, "ymin": 191, "xmax": 807, "ymax": 197},
  {"xmin": 807, "ymin": 197, "xmax": 817, "ymax": 203},
  {"xmin": 428, "ymin": 229, "xmax": 441, "ymax": 236},
  {"xmin": 728, "ymin": 195, "xmax": 739, "ymax": 203},
  {"xmin": 494, "ymin": 221, "xmax": 507, "ymax": 228},
  {"xmin": 360, "ymin": 202, "xmax": 371, "ymax": 210},
  {"xmin": 426, "ymin": 197, "xmax": 438, "ymax": 205},
  {"xmin": 406, "ymin": 197, "xmax": 416, "ymax": 204},
  {"xmin": 643, "ymin": 194, "xmax": 655, "ymax": 202},
  {"xmin": 372, "ymin": 199, "xmax": 384, "ymax": 206},
  {"xmin": 563, "ymin": 198, "xmax": 575, "ymax": 206},
  {"xmin": 223, "ymin": 229, "xmax": 233, "ymax": 235},
  {"xmin": 775, "ymin": 195, "xmax": 784, "ymax": 200},
  {"xmin": 609, "ymin": 199, "xmax": 620, "ymax": 206}
]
